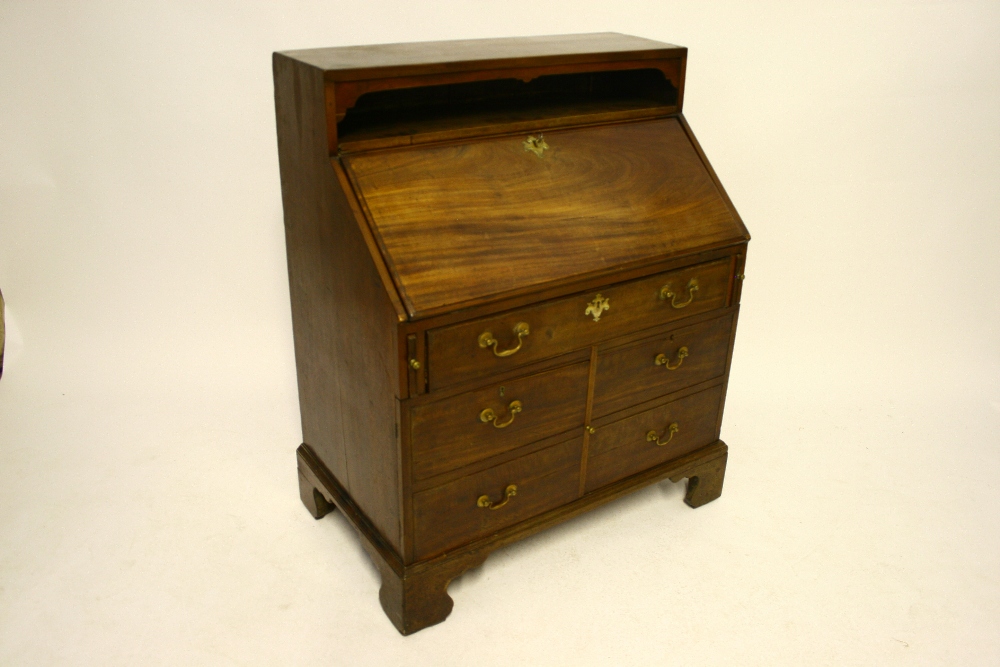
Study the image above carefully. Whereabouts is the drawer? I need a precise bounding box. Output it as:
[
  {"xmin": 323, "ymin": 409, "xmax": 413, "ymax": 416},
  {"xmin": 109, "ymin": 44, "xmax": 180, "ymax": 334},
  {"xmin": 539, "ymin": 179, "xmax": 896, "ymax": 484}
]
[
  {"xmin": 426, "ymin": 258, "xmax": 733, "ymax": 390},
  {"xmin": 592, "ymin": 313, "xmax": 733, "ymax": 418},
  {"xmin": 413, "ymin": 438, "xmax": 582, "ymax": 559},
  {"xmin": 410, "ymin": 361, "xmax": 590, "ymax": 481},
  {"xmin": 584, "ymin": 385, "xmax": 723, "ymax": 493}
]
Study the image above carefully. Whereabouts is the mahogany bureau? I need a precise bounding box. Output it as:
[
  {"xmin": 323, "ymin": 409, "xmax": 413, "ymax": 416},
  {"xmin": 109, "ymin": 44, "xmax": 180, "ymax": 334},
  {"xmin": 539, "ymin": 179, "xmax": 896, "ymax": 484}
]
[{"xmin": 273, "ymin": 33, "xmax": 749, "ymax": 634}]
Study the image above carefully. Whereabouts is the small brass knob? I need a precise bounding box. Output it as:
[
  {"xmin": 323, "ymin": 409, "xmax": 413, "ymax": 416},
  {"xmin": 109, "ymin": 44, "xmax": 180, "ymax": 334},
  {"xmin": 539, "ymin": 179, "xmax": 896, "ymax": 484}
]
[{"xmin": 408, "ymin": 358, "xmax": 421, "ymax": 370}]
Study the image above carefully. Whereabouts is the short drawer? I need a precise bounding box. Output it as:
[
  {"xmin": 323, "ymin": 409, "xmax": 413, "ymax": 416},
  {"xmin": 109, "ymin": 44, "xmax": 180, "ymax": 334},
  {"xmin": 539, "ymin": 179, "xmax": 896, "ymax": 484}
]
[
  {"xmin": 410, "ymin": 361, "xmax": 590, "ymax": 481},
  {"xmin": 584, "ymin": 385, "xmax": 723, "ymax": 493},
  {"xmin": 426, "ymin": 258, "xmax": 733, "ymax": 390},
  {"xmin": 592, "ymin": 313, "xmax": 733, "ymax": 418},
  {"xmin": 413, "ymin": 438, "xmax": 582, "ymax": 559}
]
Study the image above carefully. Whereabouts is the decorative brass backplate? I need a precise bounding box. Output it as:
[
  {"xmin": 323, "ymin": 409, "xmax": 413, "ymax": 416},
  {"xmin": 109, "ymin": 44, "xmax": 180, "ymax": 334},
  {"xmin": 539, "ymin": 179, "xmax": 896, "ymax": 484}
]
[
  {"xmin": 523, "ymin": 135, "xmax": 549, "ymax": 157},
  {"xmin": 585, "ymin": 294, "xmax": 610, "ymax": 322}
]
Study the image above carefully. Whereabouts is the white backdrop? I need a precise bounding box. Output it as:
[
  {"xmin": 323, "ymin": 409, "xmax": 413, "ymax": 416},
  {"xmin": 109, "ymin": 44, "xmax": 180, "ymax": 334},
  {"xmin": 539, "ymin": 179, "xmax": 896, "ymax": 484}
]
[{"xmin": 2, "ymin": 1, "xmax": 999, "ymax": 664}]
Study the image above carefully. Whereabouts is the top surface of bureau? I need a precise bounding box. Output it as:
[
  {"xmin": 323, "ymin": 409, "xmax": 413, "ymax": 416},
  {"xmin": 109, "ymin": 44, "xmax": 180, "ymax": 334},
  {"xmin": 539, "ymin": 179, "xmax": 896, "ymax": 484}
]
[
  {"xmin": 281, "ymin": 32, "xmax": 682, "ymax": 78},
  {"xmin": 343, "ymin": 117, "xmax": 748, "ymax": 319}
]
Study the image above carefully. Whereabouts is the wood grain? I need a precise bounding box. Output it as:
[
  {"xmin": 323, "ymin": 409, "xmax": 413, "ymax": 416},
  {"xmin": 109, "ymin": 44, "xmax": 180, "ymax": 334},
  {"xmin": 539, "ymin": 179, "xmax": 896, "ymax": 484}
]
[
  {"xmin": 274, "ymin": 53, "xmax": 402, "ymax": 552},
  {"xmin": 592, "ymin": 312, "xmax": 734, "ymax": 418},
  {"xmin": 426, "ymin": 257, "xmax": 732, "ymax": 390},
  {"xmin": 584, "ymin": 384, "xmax": 723, "ymax": 492},
  {"xmin": 281, "ymin": 33, "xmax": 683, "ymax": 81},
  {"xmin": 412, "ymin": 438, "xmax": 582, "ymax": 559},
  {"xmin": 344, "ymin": 118, "xmax": 745, "ymax": 318},
  {"xmin": 278, "ymin": 35, "xmax": 747, "ymax": 635},
  {"xmin": 398, "ymin": 244, "xmax": 742, "ymax": 332},
  {"xmin": 410, "ymin": 361, "xmax": 589, "ymax": 480}
]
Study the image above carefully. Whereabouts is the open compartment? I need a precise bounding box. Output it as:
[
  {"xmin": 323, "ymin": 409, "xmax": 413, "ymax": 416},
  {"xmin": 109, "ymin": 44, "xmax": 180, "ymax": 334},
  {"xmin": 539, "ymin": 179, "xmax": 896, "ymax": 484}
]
[{"xmin": 337, "ymin": 67, "xmax": 679, "ymax": 151}]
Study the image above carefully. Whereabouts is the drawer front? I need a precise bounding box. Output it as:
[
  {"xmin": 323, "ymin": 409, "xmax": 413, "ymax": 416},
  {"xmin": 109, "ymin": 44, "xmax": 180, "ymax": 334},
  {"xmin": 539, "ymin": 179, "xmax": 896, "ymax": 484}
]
[
  {"xmin": 427, "ymin": 258, "xmax": 732, "ymax": 390},
  {"xmin": 410, "ymin": 361, "xmax": 590, "ymax": 481},
  {"xmin": 592, "ymin": 313, "xmax": 733, "ymax": 418},
  {"xmin": 584, "ymin": 385, "xmax": 723, "ymax": 493},
  {"xmin": 413, "ymin": 438, "xmax": 582, "ymax": 559}
]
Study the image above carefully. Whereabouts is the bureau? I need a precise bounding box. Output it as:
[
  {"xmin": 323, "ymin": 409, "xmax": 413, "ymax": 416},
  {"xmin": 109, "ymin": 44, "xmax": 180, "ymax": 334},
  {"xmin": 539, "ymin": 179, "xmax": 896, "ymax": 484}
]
[{"xmin": 273, "ymin": 33, "xmax": 749, "ymax": 635}]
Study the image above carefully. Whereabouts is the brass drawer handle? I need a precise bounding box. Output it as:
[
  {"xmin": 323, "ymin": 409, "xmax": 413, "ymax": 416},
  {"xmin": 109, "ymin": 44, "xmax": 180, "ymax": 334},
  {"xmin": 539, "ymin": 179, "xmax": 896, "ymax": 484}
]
[
  {"xmin": 479, "ymin": 322, "xmax": 530, "ymax": 357},
  {"xmin": 646, "ymin": 422, "xmax": 679, "ymax": 446},
  {"xmin": 654, "ymin": 346, "xmax": 689, "ymax": 370},
  {"xmin": 480, "ymin": 400, "xmax": 523, "ymax": 428},
  {"xmin": 659, "ymin": 278, "xmax": 699, "ymax": 308},
  {"xmin": 478, "ymin": 484, "xmax": 518, "ymax": 510}
]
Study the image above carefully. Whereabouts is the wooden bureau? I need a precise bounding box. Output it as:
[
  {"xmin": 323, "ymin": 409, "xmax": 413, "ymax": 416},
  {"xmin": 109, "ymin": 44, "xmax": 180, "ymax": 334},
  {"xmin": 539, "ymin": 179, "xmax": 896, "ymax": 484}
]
[{"xmin": 273, "ymin": 33, "xmax": 749, "ymax": 634}]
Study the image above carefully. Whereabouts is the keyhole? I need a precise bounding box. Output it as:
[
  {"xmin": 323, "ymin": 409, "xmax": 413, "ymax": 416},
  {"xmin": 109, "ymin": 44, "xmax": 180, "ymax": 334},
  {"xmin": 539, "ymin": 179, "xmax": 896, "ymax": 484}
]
[
  {"xmin": 669, "ymin": 334, "xmax": 675, "ymax": 341},
  {"xmin": 499, "ymin": 386, "xmax": 505, "ymax": 397}
]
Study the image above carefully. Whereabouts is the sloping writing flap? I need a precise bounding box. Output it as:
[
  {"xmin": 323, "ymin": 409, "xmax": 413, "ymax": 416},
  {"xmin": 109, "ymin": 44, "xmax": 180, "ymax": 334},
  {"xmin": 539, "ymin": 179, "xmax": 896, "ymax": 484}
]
[{"xmin": 343, "ymin": 117, "xmax": 745, "ymax": 318}]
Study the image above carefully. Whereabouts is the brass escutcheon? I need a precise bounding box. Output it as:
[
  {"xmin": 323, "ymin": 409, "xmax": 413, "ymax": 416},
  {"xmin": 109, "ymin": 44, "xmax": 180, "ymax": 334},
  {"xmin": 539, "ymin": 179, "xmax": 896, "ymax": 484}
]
[
  {"xmin": 523, "ymin": 135, "xmax": 549, "ymax": 157},
  {"xmin": 659, "ymin": 278, "xmax": 699, "ymax": 308},
  {"xmin": 477, "ymin": 484, "xmax": 518, "ymax": 510},
  {"xmin": 480, "ymin": 400, "xmax": 523, "ymax": 428},
  {"xmin": 654, "ymin": 346, "xmax": 689, "ymax": 370},
  {"xmin": 585, "ymin": 294, "xmax": 610, "ymax": 322},
  {"xmin": 479, "ymin": 322, "xmax": 530, "ymax": 357},
  {"xmin": 646, "ymin": 422, "xmax": 679, "ymax": 447}
]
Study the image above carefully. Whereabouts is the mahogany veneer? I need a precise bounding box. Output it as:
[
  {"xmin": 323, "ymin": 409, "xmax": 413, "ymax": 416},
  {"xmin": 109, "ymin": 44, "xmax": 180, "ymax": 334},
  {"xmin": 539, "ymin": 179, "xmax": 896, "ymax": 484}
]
[{"xmin": 274, "ymin": 32, "xmax": 749, "ymax": 635}]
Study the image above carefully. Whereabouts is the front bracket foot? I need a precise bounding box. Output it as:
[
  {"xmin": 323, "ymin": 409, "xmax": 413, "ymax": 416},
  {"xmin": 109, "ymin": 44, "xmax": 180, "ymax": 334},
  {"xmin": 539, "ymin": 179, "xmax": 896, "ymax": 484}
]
[
  {"xmin": 298, "ymin": 468, "xmax": 336, "ymax": 519},
  {"xmin": 669, "ymin": 445, "xmax": 727, "ymax": 508},
  {"xmin": 375, "ymin": 551, "xmax": 489, "ymax": 635}
]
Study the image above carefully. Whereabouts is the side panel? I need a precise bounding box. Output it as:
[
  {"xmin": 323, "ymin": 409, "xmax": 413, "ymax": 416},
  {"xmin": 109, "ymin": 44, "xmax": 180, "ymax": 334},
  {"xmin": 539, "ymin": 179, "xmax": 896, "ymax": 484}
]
[{"xmin": 274, "ymin": 53, "xmax": 402, "ymax": 552}]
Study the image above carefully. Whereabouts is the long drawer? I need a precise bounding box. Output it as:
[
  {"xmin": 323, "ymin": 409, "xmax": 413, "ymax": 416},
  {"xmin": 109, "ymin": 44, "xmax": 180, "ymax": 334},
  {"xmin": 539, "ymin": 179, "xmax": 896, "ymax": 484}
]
[
  {"xmin": 584, "ymin": 385, "xmax": 724, "ymax": 493},
  {"xmin": 412, "ymin": 438, "xmax": 582, "ymax": 559},
  {"xmin": 426, "ymin": 258, "xmax": 732, "ymax": 390},
  {"xmin": 410, "ymin": 361, "xmax": 590, "ymax": 481},
  {"xmin": 592, "ymin": 312, "xmax": 733, "ymax": 418}
]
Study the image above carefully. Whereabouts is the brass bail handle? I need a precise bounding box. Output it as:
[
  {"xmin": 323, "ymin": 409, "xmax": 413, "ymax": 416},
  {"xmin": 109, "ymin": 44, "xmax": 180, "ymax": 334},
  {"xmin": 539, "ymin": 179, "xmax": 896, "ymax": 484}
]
[
  {"xmin": 478, "ymin": 484, "xmax": 518, "ymax": 510},
  {"xmin": 479, "ymin": 322, "xmax": 530, "ymax": 357},
  {"xmin": 480, "ymin": 400, "xmax": 523, "ymax": 428},
  {"xmin": 654, "ymin": 346, "xmax": 689, "ymax": 370},
  {"xmin": 646, "ymin": 422, "xmax": 679, "ymax": 446},
  {"xmin": 659, "ymin": 278, "xmax": 699, "ymax": 308}
]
